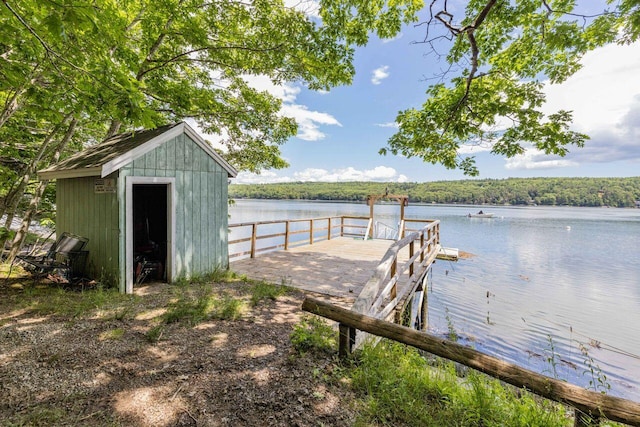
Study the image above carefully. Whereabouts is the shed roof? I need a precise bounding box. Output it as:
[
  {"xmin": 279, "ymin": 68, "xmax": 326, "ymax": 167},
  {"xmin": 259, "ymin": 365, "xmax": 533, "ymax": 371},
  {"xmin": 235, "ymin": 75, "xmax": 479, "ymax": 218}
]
[{"xmin": 38, "ymin": 122, "xmax": 237, "ymax": 180}]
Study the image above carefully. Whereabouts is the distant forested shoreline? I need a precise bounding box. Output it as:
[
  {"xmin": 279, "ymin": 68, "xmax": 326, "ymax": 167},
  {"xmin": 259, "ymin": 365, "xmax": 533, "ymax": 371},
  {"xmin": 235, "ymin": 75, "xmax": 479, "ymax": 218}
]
[{"xmin": 229, "ymin": 177, "xmax": 640, "ymax": 208}]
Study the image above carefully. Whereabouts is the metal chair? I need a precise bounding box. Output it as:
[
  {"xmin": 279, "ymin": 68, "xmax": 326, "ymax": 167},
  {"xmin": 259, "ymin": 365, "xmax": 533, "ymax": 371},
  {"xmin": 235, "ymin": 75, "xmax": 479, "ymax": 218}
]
[{"xmin": 11, "ymin": 232, "xmax": 89, "ymax": 282}]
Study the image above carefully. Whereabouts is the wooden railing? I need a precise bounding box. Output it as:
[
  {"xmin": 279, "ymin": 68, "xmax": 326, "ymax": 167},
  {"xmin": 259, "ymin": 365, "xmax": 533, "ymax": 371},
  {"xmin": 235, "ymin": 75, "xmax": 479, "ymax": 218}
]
[
  {"xmin": 303, "ymin": 297, "xmax": 640, "ymax": 427},
  {"xmin": 347, "ymin": 221, "xmax": 440, "ymax": 348},
  {"xmin": 228, "ymin": 215, "xmax": 371, "ymax": 260}
]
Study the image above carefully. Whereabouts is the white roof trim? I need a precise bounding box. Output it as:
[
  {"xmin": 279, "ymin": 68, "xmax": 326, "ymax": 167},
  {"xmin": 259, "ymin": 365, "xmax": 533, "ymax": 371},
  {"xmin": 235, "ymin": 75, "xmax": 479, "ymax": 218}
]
[
  {"xmin": 182, "ymin": 123, "xmax": 237, "ymax": 177},
  {"xmin": 38, "ymin": 121, "xmax": 238, "ymax": 180},
  {"xmin": 100, "ymin": 123, "xmax": 185, "ymax": 177},
  {"xmin": 100, "ymin": 122, "xmax": 237, "ymax": 178},
  {"xmin": 38, "ymin": 167, "xmax": 102, "ymax": 180}
]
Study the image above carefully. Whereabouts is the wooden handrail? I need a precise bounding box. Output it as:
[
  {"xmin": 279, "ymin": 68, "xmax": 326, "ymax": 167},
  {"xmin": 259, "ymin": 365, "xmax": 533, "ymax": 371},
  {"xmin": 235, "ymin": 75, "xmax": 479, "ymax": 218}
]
[
  {"xmin": 351, "ymin": 222, "xmax": 440, "ymax": 329},
  {"xmin": 229, "ymin": 216, "xmax": 369, "ymax": 259},
  {"xmin": 302, "ymin": 297, "xmax": 640, "ymax": 427}
]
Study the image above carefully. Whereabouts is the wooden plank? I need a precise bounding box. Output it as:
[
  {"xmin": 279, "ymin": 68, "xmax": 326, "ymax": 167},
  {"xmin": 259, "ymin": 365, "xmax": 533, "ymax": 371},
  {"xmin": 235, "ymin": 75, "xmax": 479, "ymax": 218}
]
[
  {"xmin": 145, "ymin": 145, "xmax": 157, "ymax": 169},
  {"xmin": 175, "ymin": 134, "xmax": 185, "ymax": 170},
  {"xmin": 184, "ymin": 171, "xmax": 193, "ymax": 275},
  {"xmin": 156, "ymin": 138, "xmax": 167, "ymax": 169},
  {"xmin": 166, "ymin": 136, "xmax": 176, "ymax": 170},
  {"xmin": 302, "ymin": 297, "xmax": 640, "ymax": 427},
  {"xmin": 200, "ymin": 171, "xmax": 209, "ymax": 271},
  {"xmin": 184, "ymin": 136, "xmax": 193, "ymax": 171},
  {"xmin": 174, "ymin": 170, "xmax": 185, "ymax": 276},
  {"xmin": 192, "ymin": 170, "xmax": 201, "ymax": 273},
  {"xmin": 222, "ymin": 171, "xmax": 229, "ymax": 266},
  {"xmin": 192, "ymin": 136, "xmax": 201, "ymax": 171}
]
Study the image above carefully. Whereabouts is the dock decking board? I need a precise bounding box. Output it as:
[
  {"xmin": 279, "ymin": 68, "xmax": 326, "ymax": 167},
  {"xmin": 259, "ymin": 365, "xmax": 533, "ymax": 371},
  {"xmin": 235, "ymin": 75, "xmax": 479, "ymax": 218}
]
[{"xmin": 230, "ymin": 237, "xmax": 407, "ymax": 301}]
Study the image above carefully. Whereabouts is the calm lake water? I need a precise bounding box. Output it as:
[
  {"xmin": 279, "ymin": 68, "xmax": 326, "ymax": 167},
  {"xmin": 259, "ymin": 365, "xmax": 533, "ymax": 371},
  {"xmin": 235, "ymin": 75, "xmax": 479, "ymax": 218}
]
[{"xmin": 229, "ymin": 199, "xmax": 640, "ymax": 400}]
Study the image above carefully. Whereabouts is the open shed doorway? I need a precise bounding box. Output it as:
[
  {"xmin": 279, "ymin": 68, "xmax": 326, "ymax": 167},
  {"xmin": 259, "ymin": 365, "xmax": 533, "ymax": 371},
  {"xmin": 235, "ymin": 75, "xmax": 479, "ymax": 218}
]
[{"xmin": 133, "ymin": 184, "xmax": 168, "ymax": 285}]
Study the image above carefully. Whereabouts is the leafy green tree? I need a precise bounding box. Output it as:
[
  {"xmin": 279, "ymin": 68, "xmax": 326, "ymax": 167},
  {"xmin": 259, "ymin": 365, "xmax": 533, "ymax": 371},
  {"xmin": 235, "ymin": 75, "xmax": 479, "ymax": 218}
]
[
  {"xmin": 1, "ymin": 0, "xmax": 423, "ymax": 258},
  {"xmin": 380, "ymin": 0, "xmax": 639, "ymax": 175}
]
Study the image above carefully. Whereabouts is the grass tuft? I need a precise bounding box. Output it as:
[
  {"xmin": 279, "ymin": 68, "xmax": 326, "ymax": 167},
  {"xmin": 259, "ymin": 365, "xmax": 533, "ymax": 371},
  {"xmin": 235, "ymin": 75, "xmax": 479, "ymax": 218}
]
[
  {"xmin": 290, "ymin": 314, "xmax": 336, "ymax": 354},
  {"xmin": 250, "ymin": 281, "xmax": 288, "ymax": 306},
  {"xmin": 348, "ymin": 341, "xmax": 570, "ymax": 426}
]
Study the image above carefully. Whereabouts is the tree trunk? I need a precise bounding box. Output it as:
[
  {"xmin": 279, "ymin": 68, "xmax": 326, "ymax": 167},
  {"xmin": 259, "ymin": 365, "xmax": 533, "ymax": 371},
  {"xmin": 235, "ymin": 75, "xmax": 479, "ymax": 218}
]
[
  {"xmin": 5, "ymin": 118, "xmax": 78, "ymax": 263},
  {"xmin": 0, "ymin": 113, "xmax": 73, "ymax": 222},
  {"xmin": 104, "ymin": 119, "xmax": 122, "ymax": 139},
  {"xmin": 0, "ymin": 62, "xmax": 42, "ymax": 131},
  {"xmin": 6, "ymin": 179, "xmax": 49, "ymax": 262}
]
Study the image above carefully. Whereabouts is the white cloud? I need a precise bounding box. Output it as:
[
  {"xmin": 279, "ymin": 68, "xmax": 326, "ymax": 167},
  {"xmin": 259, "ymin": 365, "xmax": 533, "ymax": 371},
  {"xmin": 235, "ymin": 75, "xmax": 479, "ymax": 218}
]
[
  {"xmin": 371, "ymin": 66, "xmax": 390, "ymax": 85},
  {"xmin": 543, "ymin": 42, "xmax": 640, "ymax": 134},
  {"xmin": 242, "ymin": 75, "xmax": 300, "ymax": 103},
  {"xmin": 457, "ymin": 141, "xmax": 494, "ymax": 155},
  {"xmin": 241, "ymin": 75, "xmax": 341, "ymax": 141},
  {"xmin": 504, "ymin": 149, "xmax": 579, "ymax": 170},
  {"xmin": 280, "ymin": 104, "xmax": 341, "ymax": 141},
  {"xmin": 382, "ymin": 33, "xmax": 404, "ymax": 43},
  {"xmin": 233, "ymin": 166, "xmax": 408, "ymax": 184},
  {"xmin": 375, "ymin": 122, "xmax": 399, "ymax": 128},
  {"xmin": 233, "ymin": 170, "xmax": 294, "ymax": 184},
  {"xmin": 504, "ymin": 41, "xmax": 640, "ymax": 171}
]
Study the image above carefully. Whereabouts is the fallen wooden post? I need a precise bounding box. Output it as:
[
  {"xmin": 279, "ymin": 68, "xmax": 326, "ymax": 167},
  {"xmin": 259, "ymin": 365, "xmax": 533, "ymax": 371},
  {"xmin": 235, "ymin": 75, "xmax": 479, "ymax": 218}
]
[{"xmin": 302, "ymin": 296, "xmax": 640, "ymax": 427}]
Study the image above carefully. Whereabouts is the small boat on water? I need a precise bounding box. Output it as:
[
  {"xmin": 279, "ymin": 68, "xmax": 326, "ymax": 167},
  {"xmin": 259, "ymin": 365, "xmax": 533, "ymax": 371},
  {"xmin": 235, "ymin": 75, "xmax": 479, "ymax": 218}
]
[{"xmin": 468, "ymin": 211, "xmax": 494, "ymax": 218}]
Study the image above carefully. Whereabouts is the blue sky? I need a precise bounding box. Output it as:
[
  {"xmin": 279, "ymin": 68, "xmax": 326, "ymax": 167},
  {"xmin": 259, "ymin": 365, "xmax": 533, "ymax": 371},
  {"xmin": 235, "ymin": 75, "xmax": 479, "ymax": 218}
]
[{"xmin": 216, "ymin": 2, "xmax": 640, "ymax": 184}]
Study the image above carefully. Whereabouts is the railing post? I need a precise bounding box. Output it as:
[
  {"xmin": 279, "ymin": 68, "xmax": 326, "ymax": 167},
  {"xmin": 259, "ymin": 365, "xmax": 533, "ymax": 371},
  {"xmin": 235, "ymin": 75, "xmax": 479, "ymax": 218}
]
[
  {"xmin": 390, "ymin": 259, "xmax": 397, "ymax": 300},
  {"xmin": 339, "ymin": 323, "xmax": 356, "ymax": 358},
  {"xmin": 420, "ymin": 272, "xmax": 428, "ymax": 331},
  {"xmin": 340, "ymin": 216, "xmax": 344, "ymax": 237},
  {"xmin": 327, "ymin": 217, "xmax": 332, "ymax": 240},
  {"xmin": 409, "ymin": 240, "xmax": 414, "ymax": 277},
  {"xmin": 250, "ymin": 223, "xmax": 257, "ymax": 258},
  {"xmin": 420, "ymin": 232, "xmax": 425, "ymax": 262},
  {"xmin": 285, "ymin": 220, "xmax": 290, "ymax": 250},
  {"xmin": 310, "ymin": 219, "xmax": 314, "ymax": 245}
]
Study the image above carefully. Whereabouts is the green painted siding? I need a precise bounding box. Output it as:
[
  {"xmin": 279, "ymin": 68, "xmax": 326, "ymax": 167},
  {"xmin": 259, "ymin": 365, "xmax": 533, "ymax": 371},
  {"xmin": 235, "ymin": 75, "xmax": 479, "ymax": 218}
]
[
  {"xmin": 56, "ymin": 131, "xmax": 230, "ymax": 292},
  {"xmin": 56, "ymin": 176, "xmax": 120, "ymax": 281},
  {"xmin": 121, "ymin": 133, "xmax": 229, "ymax": 280}
]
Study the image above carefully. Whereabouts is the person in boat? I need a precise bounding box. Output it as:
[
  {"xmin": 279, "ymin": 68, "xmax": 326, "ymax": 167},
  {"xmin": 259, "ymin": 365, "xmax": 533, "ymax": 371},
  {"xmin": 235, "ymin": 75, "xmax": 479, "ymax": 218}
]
[{"xmin": 478, "ymin": 210, "xmax": 484, "ymax": 214}]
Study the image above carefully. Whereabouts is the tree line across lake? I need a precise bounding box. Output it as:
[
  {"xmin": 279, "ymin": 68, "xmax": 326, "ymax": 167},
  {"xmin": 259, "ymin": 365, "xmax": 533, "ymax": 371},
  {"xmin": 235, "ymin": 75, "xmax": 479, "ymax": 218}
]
[{"xmin": 230, "ymin": 177, "xmax": 640, "ymax": 208}]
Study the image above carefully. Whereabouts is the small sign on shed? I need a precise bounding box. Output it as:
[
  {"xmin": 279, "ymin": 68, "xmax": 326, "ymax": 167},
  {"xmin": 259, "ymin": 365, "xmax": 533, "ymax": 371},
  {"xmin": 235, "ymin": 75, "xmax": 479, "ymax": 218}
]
[{"xmin": 94, "ymin": 178, "xmax": 116, "ymax": 193}]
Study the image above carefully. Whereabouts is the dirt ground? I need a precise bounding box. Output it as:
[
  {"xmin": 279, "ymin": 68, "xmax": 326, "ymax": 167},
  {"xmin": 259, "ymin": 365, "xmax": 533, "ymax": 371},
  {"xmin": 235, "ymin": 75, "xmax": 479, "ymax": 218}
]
[{"xmin": 0, "ymin": 278, "xmax": 357, "ymax": 426}]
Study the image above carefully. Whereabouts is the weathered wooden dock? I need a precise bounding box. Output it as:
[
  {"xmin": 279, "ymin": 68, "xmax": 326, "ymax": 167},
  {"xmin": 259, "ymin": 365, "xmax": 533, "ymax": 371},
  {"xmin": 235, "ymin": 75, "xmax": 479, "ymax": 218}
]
[
  {"xmin": 231, "ymin": 236, "xmax": 408, "ymax": 299},
  {"xmin": 228, "ymin": 213, "xmax": 443, "ymax": 333}
]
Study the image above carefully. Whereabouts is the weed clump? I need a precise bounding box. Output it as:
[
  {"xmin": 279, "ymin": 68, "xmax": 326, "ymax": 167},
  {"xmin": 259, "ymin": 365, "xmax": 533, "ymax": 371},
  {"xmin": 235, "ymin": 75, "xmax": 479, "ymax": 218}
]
[{"xmin": 290, "ymin": 315, "xmax": 336, "ymax": 354}]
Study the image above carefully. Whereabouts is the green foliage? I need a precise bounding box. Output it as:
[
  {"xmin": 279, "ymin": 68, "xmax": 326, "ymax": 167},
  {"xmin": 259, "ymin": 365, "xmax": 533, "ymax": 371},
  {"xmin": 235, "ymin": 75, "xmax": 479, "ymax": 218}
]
[
  {"xmin": 445, "ymin": 307, "xmax": 459, "ymax": 342},
  {"xmin": 163, "ymin": 285, "xmax": 246, "ymax": 325},
  {"xmin": 214, "ymin": 294, "xmax": 245, "ymax": 320},
  {"xmin": 145, "ymin": 324, "xmax": 165, "ymax": 343},
  {"xmin": 545, "ymin": 334, "xmax": 560, "ymax": 379},
  {"xmin": 349, "ymin": 341, "xmax": 570, "ymax": 426},
  {"xmin": 579, "ymin": 341, "xmax": 612, "ymax": 394},
  {"xmin": 230, "ymin": 176, "xmax": 640, "ymax": 208},
  {"xmin": 380, "ymin": 1, "xmax": 639, "ymax": 175},
  {"xmin": 250, "ymin": 281, "xmax": 288, "ymax": 306},
  {"xmin": 290, "ymin": 314, "xmax": 337, "ymax": 354},
  {"xmin": 163, "ymin": 292, "xmax": 216, "ymax": 325}
]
